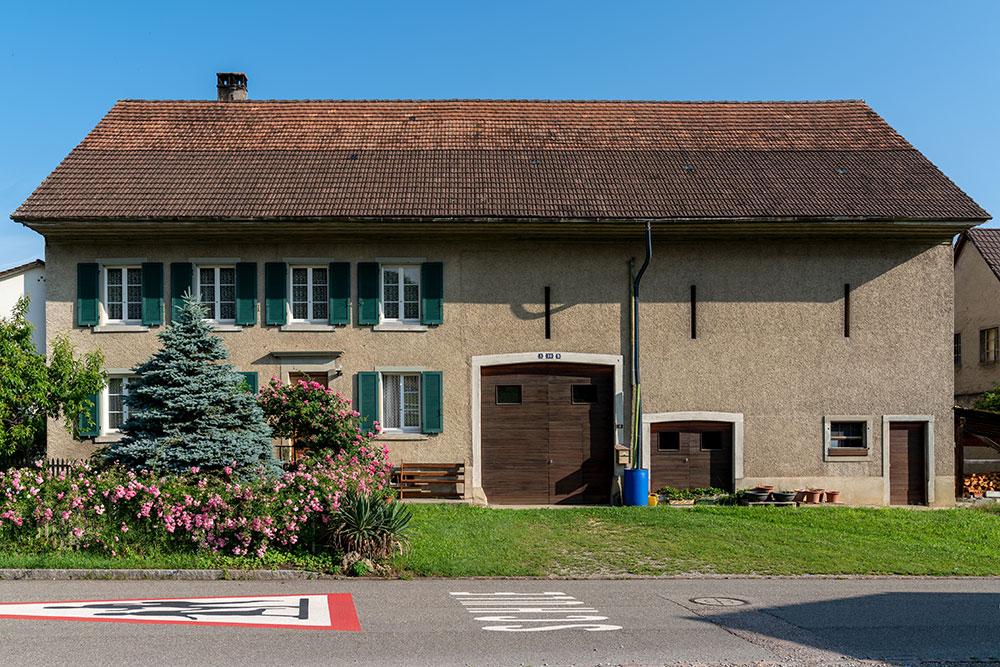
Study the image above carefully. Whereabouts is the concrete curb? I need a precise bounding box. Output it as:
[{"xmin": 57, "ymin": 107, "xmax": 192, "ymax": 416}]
[{"xmin": 0, "ymin": 568, "xmax": 331, "ymax": 581}]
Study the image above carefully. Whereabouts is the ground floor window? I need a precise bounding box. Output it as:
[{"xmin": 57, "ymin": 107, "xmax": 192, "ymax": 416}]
[
  {"xmin": 382, "ymin": 373, "xmax": 421, "ymax": 432},
  {"xmin": 825, "ymin": 417, "xmax": 871, "ymax": 457},
  {"xmin": 104, "ymin": 376, "xmax": 137, "ymax": 434}
]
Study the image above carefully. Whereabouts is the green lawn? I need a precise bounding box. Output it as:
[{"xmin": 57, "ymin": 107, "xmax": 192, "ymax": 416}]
[{"xmin": 395, "ymin": 504, "xmax": 1000, "ymax": 577}]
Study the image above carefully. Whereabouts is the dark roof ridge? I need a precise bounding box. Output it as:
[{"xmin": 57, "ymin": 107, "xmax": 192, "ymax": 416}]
[{"xmin": 113, "ymin": 98, "xmax": 869, "ymax": 105}]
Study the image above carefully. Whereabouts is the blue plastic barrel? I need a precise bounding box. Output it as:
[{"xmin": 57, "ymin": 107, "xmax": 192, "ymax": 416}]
[{"xmin": 623, "ymin": 468, "xmax": 650, "ymax": 506}]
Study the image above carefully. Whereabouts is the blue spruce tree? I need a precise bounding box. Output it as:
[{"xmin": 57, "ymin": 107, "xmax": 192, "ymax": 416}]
[{"xmin": 105, "ymin": 294, "xmax": 281, "ymax": 475}]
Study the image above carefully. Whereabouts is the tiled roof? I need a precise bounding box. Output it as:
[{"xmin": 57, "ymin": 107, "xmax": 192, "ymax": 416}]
[
  {"xmin": 0, "ymin": 259, "xmax": 44, "ymax": 281},
  {"xmin": 960, "ymin": 228, "xmax": 1000, "ymax": 281},
  {"xmin": 12, "ymin": 99, "xmax": 989, "ymax": 222}
]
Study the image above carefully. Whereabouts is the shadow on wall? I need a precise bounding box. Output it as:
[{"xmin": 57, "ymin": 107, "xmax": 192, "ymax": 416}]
[{"xmin": 688, "ymin": 592, "xmax": 1000, "ymax": 662}]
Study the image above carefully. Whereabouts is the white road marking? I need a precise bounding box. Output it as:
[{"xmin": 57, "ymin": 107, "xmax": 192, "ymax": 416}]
[{"xmin": 450, "ymin": 591, "xmax": 621, "ymax": 632}]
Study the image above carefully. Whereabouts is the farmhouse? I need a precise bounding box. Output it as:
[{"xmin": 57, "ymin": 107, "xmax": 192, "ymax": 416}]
[
  {"xmin": 11, "ymin": 74, "xmax": 989, "ymax": 505},
  {"xmin": 954, "ymin": 228, "xmax": 1000, "ymax": 407}
]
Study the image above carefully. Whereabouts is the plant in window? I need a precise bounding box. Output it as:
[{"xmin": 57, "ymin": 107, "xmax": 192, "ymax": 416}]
[
  {"xmin": 0, "ymin": 296, "xmax": 106, "ymax": 457},
  {"xmin": 258, "ymin": 376, "xmax": 374, "ymax": 455},
  {"xmin": 103, "ymin": 294, "xmax": 279, "ymax": 475}
]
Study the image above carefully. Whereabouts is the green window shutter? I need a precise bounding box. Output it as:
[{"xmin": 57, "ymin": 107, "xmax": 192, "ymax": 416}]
[
  {"xmin": 421, "ymin": 262, "xmax": 444, "ymax": 325},
  {"xmin": 141, "ymin": 262, "xmax": 163, "ymax": 325},
  {"xmin": 421, "ymin": 371, "xmax": 443, "ymax": 433},
  {"xmin": 238, "ymin": 371, "xmax": 259, "ymax": 394},
  {"xmin": 357, "ymin": 262, "xmax": 380, "ymax": 325},
  {"xmin": 357, "ymin": 371, "xmax": 380, "ymax": 433},
  {"xmin": 170, "ymin": 262, "xmax": 193, "ymax": 322},
  {"xmin": 77, "ymin": 393, "xmax": 99, "ymax": 438},
  {"xmin": 77, "ymin": 263, "xmax": 99, "ymax": 326},
  {"xmin": 329, "ymin": 262, "xmax": 351, "ymax": 325},
  {"xmin": 264, "ymin": 262, "xmax": 287, "ymax": 326},
  {"xmin": 235, "ymin": 262, "xmax": 258, "ymax": 326}
]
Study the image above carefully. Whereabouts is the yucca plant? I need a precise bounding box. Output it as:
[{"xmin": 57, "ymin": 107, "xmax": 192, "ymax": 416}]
[{"xmin": 330, "ymin": 490, "xmax": 412, "ymax": 560}]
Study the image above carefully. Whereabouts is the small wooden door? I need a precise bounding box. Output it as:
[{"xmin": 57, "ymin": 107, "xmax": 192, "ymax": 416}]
[
  {"xmin": 889, "ymin": 421, "xmax": 927, "ymax": 505},
  {"xmin": 650, "ymin": 422, "xmax": 733, "ymax": 492}
]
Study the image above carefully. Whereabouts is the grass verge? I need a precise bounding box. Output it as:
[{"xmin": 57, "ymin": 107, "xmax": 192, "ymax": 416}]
[{"xmin": 395, "ymin": 504, "xmax": 1000, "ymax": 577}]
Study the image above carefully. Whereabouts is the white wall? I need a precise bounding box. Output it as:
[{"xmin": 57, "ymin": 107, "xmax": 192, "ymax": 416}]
[{"xmin": 0, "ymin": 266, "xmax": 46, "ymax": 353}]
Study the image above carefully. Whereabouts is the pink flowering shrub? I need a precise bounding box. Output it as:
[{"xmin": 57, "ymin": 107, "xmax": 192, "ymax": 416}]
[
  {"xmin": 258, "ymin": 378, "xmax": 379, "ymax": 455},
  {"xmin": 0, "ymin": 443, "xmax": 394, "ymax": 560}
]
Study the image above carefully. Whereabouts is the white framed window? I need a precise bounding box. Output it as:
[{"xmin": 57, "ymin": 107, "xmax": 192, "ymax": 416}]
[
  {"xmin": 289, "ymin": 266, "xmax": 329, "ymax": 323},
  {"xmin": 381, "ymin": 373, "xmax": 421, "ymax": 433},
  {"xmin": 104, "ymin": 266, "xmax": 142, "ymax": 323},
  {"xmin": 981, "ymin": 327, "xmax": 999, "ymax": 363},
  {"xmin": 823, "ymin": 416, "xmax": 872, "ymax": 460},
  {"xmin": 196, "ymin": 266, "xmax": 237, "ymax": 322},
  {"xmin": 381, "ymin": 266, "xmax": 420, "ymax": 324},
  {"xmin": 103, "ymin": 375, "xmax": 138, "ymax": 434}
]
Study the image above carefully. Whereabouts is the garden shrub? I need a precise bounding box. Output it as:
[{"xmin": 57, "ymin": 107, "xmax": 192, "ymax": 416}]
[
  {"xmin": 0, "ymin": 442, "xmax": 394, "ymax": 561},
  {"xmin": 258, "ymin": 377, "xmax": 374, "ymax": 455},
  {"xmin": 330, "ymin": 489, "xmax": 412, "ymax": 560}
]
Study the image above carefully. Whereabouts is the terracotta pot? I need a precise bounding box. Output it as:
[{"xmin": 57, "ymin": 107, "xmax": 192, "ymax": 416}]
[
  {"xmin": 793, "ymin": 489, "xmax": 807, "ymax": 502},
  {"xmin": 805, "ymin": 489, "xmax": 824, "ymax": 503},
  {"xmin": 754, "ymin": 485, "xmax": 775, "ymax": 493},
  {"xmin": 825, "ymin": 490, "xmax": 840, "ymax": 503}
]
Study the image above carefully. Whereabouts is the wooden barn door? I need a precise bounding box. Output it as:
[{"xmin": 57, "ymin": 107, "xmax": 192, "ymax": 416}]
[
  {"xmin": 480, "ymin": 363, "xmax": 614, "ymax": 504},
  {"xmin": 650, "ymin": 422, "xmax": 734, "ymax": 492},
  {"xmin": 889, "ymin": 421, "xmax": 927, "ymax": 505}
]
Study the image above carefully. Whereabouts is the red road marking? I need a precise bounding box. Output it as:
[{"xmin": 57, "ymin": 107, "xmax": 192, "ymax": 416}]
[{"xmin": 0, "ymin": 594, "xmax": 361, "ymax": 631}]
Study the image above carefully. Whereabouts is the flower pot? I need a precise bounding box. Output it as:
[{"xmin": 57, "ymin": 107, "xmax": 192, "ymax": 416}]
[
  {"xmin": 825, "ymin": 490, "xmax": 840, "ymax": 503},
  {"xmin": 805, "ymin": 489, "xmax": 824, "ymax": 503},
  {"xmin": 754, "ymin": 485, "xmax": 774, "ymax": 493},
  {"xmin": 743, "ymin": 490, "xmax": 769, "ymax": 503},
  {"xmin": 772, "ymin": 491, "xmax": 796, "ymax": 502},
  {"xmin": 793, "ymin": 489, "xmax": 807, "ymax": 502}
]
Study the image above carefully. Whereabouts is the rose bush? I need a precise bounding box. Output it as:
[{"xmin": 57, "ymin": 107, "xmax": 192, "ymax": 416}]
[
  {"xmin": 0, "ymin": 442, "xmax": 394, "ymax": 560},
  {"xmin": 258, "ymin": 377, "xmax": 380, "ymax": 455}
]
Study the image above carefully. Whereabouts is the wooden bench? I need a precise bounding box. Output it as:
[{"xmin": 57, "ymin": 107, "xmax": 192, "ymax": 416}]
[{"xmin": 393, "ymin": 461, "xmax": 465, "ymax": 499}]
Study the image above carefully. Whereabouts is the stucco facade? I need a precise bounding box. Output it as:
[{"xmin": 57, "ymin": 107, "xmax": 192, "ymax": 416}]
[
  {"xmin": 954, "ymin": 234, "xmax": 1000, "ymax": 406},
  {"xmin": 45, "ymin": 235, "xmax": 956, "ymax": 505}
]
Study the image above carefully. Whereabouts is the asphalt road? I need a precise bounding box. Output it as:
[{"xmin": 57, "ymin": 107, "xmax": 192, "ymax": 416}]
[{"xmin": 0, "ymin": 577, "xmax": 997, "ymax": 666}]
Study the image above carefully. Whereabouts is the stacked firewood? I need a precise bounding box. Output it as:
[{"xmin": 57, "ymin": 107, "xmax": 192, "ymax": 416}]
[{"xmin": 964, "ymin": 473, "xmax": 1000, "ymax": 495}]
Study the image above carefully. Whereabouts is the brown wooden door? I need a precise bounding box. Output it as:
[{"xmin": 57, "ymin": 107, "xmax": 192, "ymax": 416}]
[
  {"xmin": 650, "ymin": 422, "xmax": 733, "ymax": 492},
  {"xmin": 889, "ymin": 421, "xmax": 927, "ymax": 505},
  {"xmin": 480, "ymin": 363, "xmax": 614, "ymax": 504}
]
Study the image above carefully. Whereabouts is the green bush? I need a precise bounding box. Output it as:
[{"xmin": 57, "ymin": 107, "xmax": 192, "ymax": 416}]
[{"xmin": 329, "ymin": 490, "xmax": 412, "ymax": 560}]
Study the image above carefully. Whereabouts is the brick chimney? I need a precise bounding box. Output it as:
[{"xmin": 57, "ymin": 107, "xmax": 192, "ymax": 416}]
[{"xmin": 216, "ymin": 73, "xmax": 248, "ymax": 101}]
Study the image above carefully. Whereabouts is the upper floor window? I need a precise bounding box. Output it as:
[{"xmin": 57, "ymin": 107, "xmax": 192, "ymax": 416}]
[
  {"xmin": 381, "ymin": 266, "xmax": 420, "ymax": 324},
  {"xmin": 290, "ymin": 266, "xmax": 329, "ymax": 323},
  {"xmin": 197, "ymin": 266, "xmax": 236, "ymax": 322},
  {"xmin": 955, "ymin": 333, "xmax": 962, "ymax": 367},
  {"xmin": 104, "ymin": 267, "xmax": 142, "ymax": 323},
  {"xmin": 981, "ymin": 327, "xmax": 999, "ymax": 363}
]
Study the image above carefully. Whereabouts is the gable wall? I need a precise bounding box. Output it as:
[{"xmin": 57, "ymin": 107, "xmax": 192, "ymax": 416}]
[
  {"xmin": 954, "ymin": 242, "xmax": 1000, "ymax": 404},
  {"xmin": 43, "ymin": 236, "xmax": 955, "ymax": 504}
]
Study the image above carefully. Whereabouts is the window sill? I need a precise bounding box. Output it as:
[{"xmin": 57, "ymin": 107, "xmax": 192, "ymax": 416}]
[
  {"xmin": 378, "ymin": 432, "xmax": 429, "ymax": 441},
  {"xmin": 373, "ymin": 324, "xmax": 428, "ymax": 332},
  {"xmin": 825, "ymin": 448, "xmax": 869, "ymax": 462},
  {"xmin": 280, "ymin": 323, "xmax": 336, "ymax": 332},
  {"xmin": 208, "ymin": 324, "xmax": 242, "ymax": 332},
  {"xmin": 94, "ymin": 324, "xmax": 149, "ymax": 333},
  {"xmin": 95, "ymin": 433, "xmax": 126, "ymax": 444}
]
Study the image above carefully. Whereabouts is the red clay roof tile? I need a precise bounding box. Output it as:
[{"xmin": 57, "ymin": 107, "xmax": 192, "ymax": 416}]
[{"xmin": 12, "ymin": 99, "xmax": 989, "ymax": 222}]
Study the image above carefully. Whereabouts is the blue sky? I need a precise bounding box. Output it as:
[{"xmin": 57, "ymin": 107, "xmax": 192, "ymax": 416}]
[{"xmin": 1, "ymin": 0, "xmax": 996, "ymax": 270}]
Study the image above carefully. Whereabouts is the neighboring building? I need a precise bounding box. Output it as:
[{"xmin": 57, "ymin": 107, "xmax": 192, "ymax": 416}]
[
  {"xmin": 10, "ymin": 74, "xmax": 991, "ymax": 506},
  {"xmin": 0, "ymin": 259, "xmax": 46, "ymax": 352},
  {"xmin": 954, "ymin": 228, "xmax": 1000, "ymax": 407}
]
